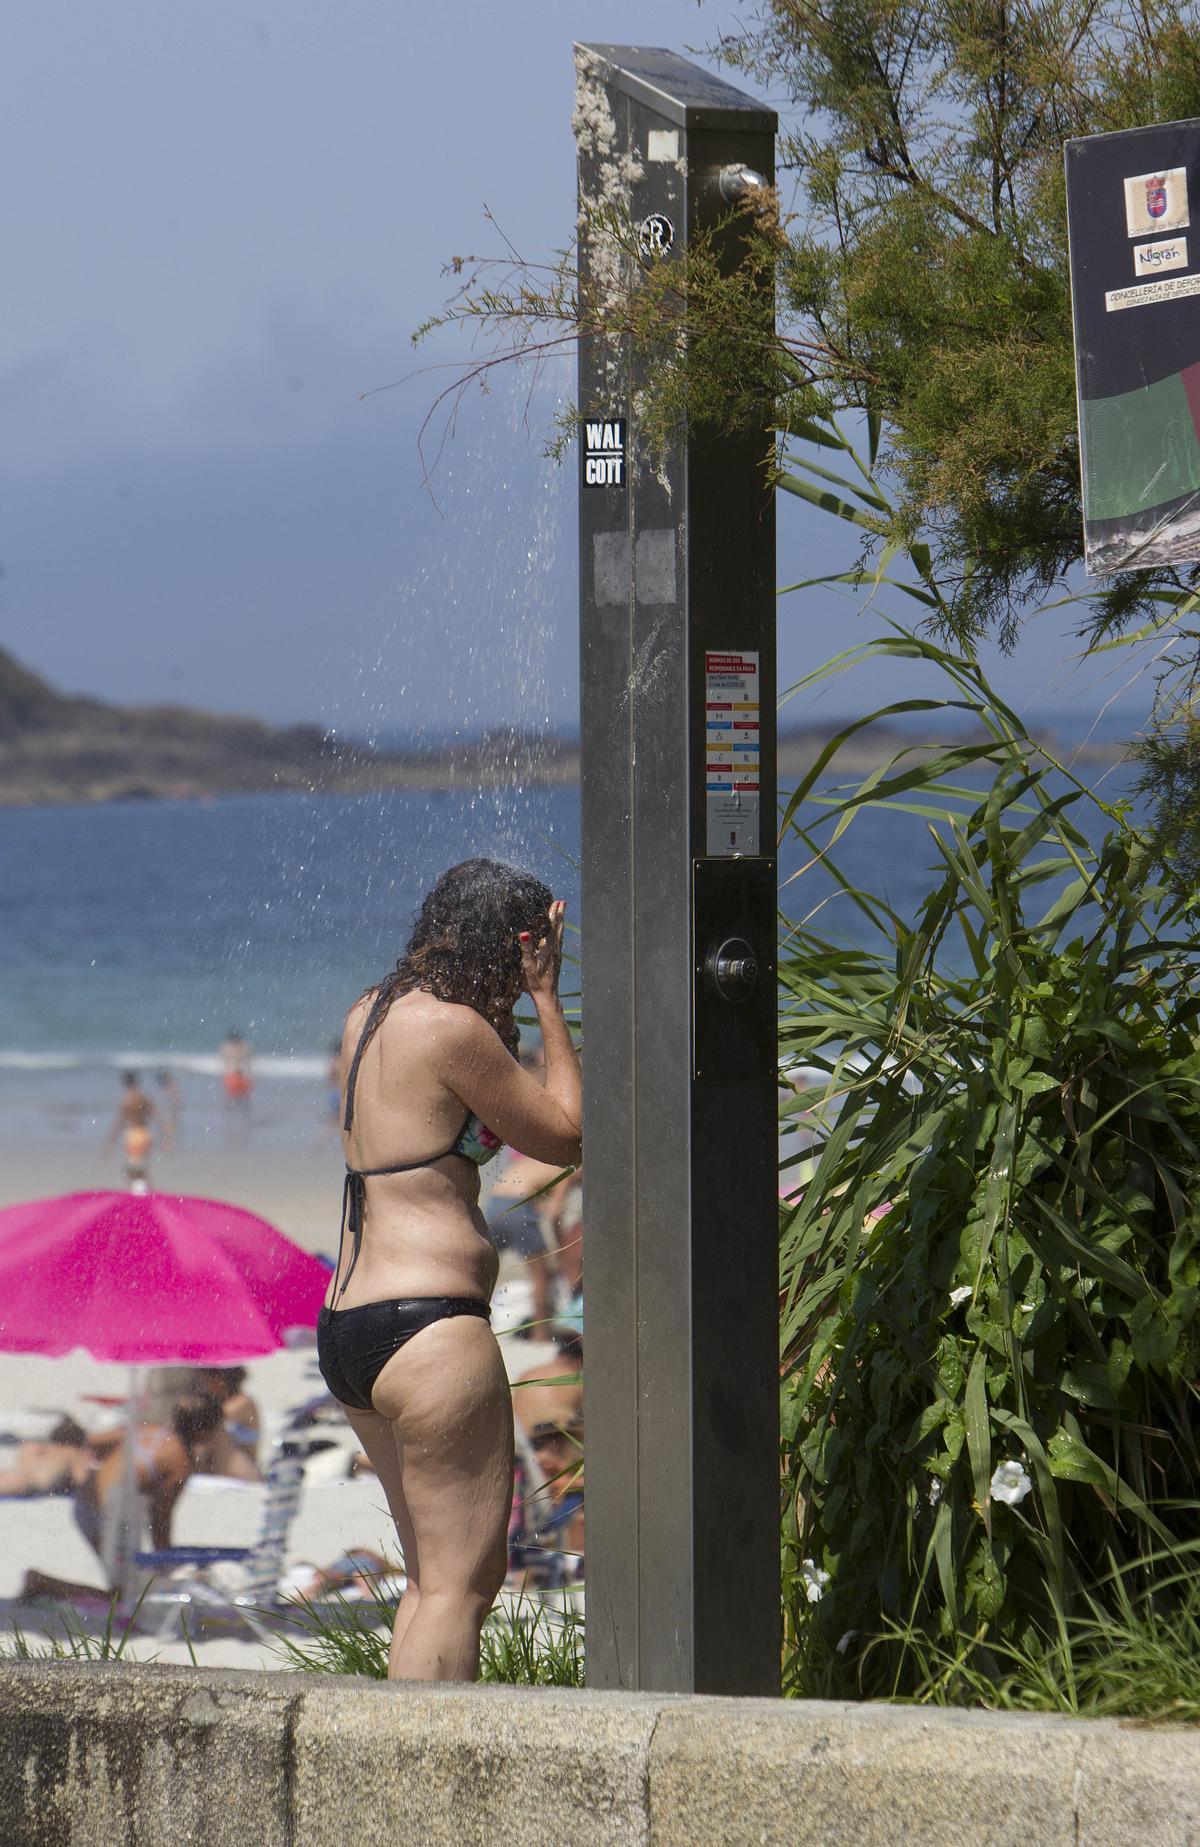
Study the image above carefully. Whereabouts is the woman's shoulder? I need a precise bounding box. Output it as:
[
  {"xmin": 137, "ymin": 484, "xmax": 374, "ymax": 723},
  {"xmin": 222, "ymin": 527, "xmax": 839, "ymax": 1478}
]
[
  {"xmin": 388, "ymin": 995, "xmax": 512, "ymax": 1073},
  {"xmin": 404, "ymin": 993, "xmax": 500, "ymax": 1049},
  {"xmin": 348, "ymin": 987, "xmax": 505, "ymax": 1064},
  {"xmin": 344, "ymin": 992, "xmax": 375, "ymax": 1034}
]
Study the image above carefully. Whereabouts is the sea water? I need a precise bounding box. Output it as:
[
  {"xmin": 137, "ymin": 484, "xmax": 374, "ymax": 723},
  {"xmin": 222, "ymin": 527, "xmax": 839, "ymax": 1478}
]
[
  {"xmin": 0, "ymin": 786, "xmax": 581, "ymax": 1149},
  {"xmin": 0, "ymin": 761, "xmax": 1140, "ymax": 1148}
]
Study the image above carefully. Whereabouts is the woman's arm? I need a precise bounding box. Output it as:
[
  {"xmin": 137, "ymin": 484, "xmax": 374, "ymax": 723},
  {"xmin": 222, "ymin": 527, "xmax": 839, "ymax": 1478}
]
[
  {"xmin": 443, "ymin": 902, "xmax": 582, "ymax": 1167},
  {"xmin": 521, "ymin": 901, "xmax": 583, "ymax": 1154},
  {"xmin": 146, "ymin": 1435, "xmax": 191, "ymax": 1550}
]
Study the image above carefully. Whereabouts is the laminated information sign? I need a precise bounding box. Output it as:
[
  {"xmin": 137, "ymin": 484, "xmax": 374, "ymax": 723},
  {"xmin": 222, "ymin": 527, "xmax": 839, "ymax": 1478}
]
[
  {"xmin": 705, "ymin": 649, "xmax": 760, "ymax": 855},
  {"xmin": 1066, "ymin": 119, "xmax": 1200, "ymax": 574}
]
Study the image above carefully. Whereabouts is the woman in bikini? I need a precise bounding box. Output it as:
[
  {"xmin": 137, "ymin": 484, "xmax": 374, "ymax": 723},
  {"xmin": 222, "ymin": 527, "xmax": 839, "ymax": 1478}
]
[{"xmin": 317, "ymin": 858, "xmax": 582, "ymax": 1681}]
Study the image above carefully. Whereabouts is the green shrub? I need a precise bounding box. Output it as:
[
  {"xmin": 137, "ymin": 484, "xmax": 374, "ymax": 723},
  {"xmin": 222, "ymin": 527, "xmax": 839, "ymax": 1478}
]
[{"xmin": 778, "ymin": 627, "xmax": 1200, "ymax": 1704}]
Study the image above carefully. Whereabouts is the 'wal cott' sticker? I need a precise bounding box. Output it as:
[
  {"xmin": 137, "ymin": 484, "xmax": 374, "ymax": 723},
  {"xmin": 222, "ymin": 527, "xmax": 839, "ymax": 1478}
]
[{"xmin": 582, "ymin": 417, "xmax": 626, "ymax": 488}]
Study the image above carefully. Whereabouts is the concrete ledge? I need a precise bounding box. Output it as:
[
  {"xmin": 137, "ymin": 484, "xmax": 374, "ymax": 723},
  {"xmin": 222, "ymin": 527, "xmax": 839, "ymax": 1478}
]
[
  {"xmin": 0, "ymin": 1663, "xmax": 297, "ymax": 1846},
  {"xmin": 1, "ymin": 1662, "xmax": 1198, "ymax": 1846},
  {"xmin": 291, "ymin": 1678, "xmax": 663, "ymax": 1846}
]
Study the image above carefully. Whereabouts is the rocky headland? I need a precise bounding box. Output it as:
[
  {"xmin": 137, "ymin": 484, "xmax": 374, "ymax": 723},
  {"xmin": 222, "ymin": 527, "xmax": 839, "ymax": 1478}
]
[
  {"xmin": 0, "ymin": 645, "xmax": 1125, "ymax": 808},
  {"xmin": 0, "ymin": 646, "xmax": 577, "ymax": 806}
]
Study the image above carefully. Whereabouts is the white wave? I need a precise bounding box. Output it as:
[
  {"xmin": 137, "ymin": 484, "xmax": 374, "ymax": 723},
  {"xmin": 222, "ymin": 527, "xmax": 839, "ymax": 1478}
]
[
  {"xmin": 0, "ymin": 1052, "xmax": 85, "ymax": 1071},
  {"xmin": 0, "ymin": 1049, "xmax": 329, "ymax": 1081}
]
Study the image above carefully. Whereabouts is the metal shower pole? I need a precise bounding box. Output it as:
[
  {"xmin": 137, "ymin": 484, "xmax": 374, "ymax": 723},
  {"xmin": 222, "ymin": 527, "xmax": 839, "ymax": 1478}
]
[{"xmin": 575, "ymin": 44, "xmax": 780, "ymax": 1695}]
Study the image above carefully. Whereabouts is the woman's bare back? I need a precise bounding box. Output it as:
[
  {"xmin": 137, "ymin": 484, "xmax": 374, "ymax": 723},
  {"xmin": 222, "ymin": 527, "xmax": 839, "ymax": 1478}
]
[
  {"xmin": 327, "ymin": 977, "xmax": 582, "ymax": 1311},
  {"xmin": 326, "ymin": 990, "xmax": 500, "ymax": 1308}
]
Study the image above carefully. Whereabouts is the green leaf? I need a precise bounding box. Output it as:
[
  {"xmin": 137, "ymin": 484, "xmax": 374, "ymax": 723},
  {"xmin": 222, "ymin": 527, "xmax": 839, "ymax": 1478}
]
[
  {"xmin": 964, "ymin": 1350, "xmax": 992, "ymax": 1538},
  {"xmin": 776, "ymin": 470, "xmax": 880, "ymax": 530}
]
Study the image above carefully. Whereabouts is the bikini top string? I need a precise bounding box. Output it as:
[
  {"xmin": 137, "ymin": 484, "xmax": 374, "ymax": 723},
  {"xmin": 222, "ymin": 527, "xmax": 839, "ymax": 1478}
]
[
  {"xmin": 342, "ymin": 987, "xmax": 393, "ymax": 1134},
  {"xmin": 330, "ymin": 990, "xmax": 391, "ymax": 1300}
]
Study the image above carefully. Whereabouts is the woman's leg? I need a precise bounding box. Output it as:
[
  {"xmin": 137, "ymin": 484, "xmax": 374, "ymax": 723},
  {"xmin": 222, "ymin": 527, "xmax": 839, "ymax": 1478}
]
[
  {"xmin": 369, "ymin": 1317, "xmax": 514, "ymax": 1681},
  {"xmin": 340, "ymin": 1404, "xmax": 423, "ymax": 1673}
]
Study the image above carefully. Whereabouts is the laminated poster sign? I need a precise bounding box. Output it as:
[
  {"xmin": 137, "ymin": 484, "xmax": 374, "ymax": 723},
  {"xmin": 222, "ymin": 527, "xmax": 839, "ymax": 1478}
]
[
  {"xmin": 1066, "ymin": 119, "xmax": 1200, "ymax": 574},
  {"xmin": 705, "ymin": 650, "xmax": 760, "ymax": 856}
]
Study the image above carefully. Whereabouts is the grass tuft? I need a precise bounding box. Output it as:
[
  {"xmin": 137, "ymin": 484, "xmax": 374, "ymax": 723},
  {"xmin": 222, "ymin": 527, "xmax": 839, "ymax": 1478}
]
[{"xmin": 270, "ymin": 1583, "xmax": 585, "ymax": 1686}]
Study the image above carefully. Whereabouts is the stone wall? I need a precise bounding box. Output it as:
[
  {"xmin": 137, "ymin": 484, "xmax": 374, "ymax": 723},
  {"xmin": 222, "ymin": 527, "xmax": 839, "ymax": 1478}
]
[{"xmin": 1, "ymin": 1661, "xmax": 1198, "ymax": 1845}]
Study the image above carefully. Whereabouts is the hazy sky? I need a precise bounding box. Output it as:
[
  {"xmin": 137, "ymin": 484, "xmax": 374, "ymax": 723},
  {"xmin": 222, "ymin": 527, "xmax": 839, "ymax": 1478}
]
[{"xmin": 1, "ymin": 2, "xmax": 1156, "ymax": 739}]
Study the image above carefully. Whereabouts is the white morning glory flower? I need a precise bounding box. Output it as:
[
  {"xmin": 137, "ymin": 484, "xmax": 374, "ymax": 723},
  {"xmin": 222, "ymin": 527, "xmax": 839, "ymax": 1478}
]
[
  {"xmin": 990, "ymin": 1460, "xmax": 1033, "ymax": 1506},
  {"xmin": 801, "ymin": 1558, "xmax": 831, "ymax": 1603},
  {"xmin": 949, "ymin": 1286, "xmax": 972, "ymax": 1307},
  {"xmin": 928, "ymin": 1476, "xmax": 943, "ymax": 1507}
]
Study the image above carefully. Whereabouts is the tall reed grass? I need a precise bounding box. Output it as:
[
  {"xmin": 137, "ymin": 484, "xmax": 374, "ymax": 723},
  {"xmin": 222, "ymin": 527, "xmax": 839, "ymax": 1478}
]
[{"xmin": 777, "ymin": 414, "xmax": 1200, "ymax": 1708}]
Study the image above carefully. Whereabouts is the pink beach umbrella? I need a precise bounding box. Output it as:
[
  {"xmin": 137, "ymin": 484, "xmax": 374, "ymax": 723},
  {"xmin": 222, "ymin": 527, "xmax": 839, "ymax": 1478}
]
[
  {"xmin": 0, "ymin": 1190, "xmax": 331, "ymax": 1599},
  {"xmin": 0, "ymin": 1190, "xmax": 330, "ymax": 1364}
]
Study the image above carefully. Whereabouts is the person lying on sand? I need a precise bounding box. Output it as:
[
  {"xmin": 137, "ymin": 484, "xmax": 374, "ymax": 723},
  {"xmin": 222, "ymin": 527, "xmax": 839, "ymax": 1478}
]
[
  {"xmin": 0, "ymin": 1418, "xmax": 94, "ymax": 1498},
  {"xmin": 20, "ymin": 1395, "xmax": 223, "ymax": 1602},
  {"xmin": 278, "ymin": 1547, "xmax": 405, "ymax": 1602}
]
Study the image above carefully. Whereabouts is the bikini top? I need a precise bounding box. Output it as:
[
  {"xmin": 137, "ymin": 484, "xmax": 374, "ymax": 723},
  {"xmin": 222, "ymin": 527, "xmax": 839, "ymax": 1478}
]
[{"xmin": 332, "ymin": 988, "xmax": 505, "ymax": 1299}]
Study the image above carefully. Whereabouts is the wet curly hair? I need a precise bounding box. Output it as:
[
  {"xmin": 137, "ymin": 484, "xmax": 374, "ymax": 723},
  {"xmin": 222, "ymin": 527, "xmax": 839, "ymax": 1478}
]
[{"xmin": 357, "ymin": 858, "xmax": 554, "ymax": 1058}]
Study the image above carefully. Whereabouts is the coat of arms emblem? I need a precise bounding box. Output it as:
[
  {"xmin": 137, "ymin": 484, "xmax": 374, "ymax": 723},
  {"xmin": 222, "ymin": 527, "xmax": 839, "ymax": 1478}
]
[{"xmin": 1146, "ymin": 175, "xmax": 1168, "ymax": 219}]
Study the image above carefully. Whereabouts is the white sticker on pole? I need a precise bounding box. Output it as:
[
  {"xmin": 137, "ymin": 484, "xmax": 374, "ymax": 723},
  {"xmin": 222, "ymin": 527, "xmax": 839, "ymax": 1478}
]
[{"xmin": 705, "ymin": 649, "xmax": 760, "ymax": 856}]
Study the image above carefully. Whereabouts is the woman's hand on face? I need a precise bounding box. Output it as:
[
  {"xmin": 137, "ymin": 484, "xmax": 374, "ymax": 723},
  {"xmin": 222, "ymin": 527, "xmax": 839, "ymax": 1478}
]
[{"xmin": 519, "ymin": 901, "xmax": 565, "ymax": 1004}]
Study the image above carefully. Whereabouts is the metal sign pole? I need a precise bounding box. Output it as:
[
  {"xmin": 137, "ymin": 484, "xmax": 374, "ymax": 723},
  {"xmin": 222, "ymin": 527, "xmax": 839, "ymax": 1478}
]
[{"xmin": 575, "ymin": 44, "xmax": 779, "ymax": 1695}]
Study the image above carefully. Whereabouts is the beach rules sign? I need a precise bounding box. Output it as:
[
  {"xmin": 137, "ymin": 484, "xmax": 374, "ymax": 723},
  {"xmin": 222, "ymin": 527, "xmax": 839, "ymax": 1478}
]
[
  {"xmin": 1066, "ymin": 118, "xmax": 1200, "ymax": 574},
  {"xmin": 705, "ymin": 650, "xmax": 760, "ymax": 855}
]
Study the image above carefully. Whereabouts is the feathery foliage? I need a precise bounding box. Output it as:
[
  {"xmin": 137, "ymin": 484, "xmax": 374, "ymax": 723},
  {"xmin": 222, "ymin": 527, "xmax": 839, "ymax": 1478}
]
[{"xmin": 720, "ymin": 0, "xmax": 1200, "ymax": 645}]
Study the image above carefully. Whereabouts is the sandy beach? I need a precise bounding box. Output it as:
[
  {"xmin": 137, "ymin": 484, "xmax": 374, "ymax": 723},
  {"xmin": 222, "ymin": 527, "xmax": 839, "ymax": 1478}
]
[
  {"xmin": 0, "ymin": 1117, "xmax": 560, "ymax": 1673},
  {"xmin": 0, "ymin": 1142, "xmax": 338, "ymax": 1254}
]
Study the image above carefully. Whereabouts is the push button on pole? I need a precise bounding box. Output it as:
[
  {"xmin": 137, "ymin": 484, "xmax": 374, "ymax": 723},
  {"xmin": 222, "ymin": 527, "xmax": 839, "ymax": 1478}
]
[{"xmin": 705, "ymin": 936, "xmax": 759, "ymax": 1003}]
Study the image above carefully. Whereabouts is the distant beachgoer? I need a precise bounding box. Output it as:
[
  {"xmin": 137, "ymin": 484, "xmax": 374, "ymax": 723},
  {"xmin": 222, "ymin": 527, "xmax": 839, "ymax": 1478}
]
[
  {"xmin": 278, "ymin": 1547, "xmax": 404, "ymax": 1602},
  {"xmin": 189, "ymin": 1367, "xmax": 261, "ymax": 1481},
  {"xmin": 20, "ymin": 1395, "xmax": 223, "ymax": 1601},
  {"xmin": 154, "ymin": 1067, "xmax": 182, "ymax": 1143},
  {"xmin": 316, "ymin": 858, "xmax": 581, "ymax": 1681},
  {"xmin": 552, "ymin": 1178, "xmax": 584, "ymax": 1330},
  {"xmin": 525, "ymin": 1416, "xmax": 584, "ymax": 1582},
  {"xmin": 220, "ymin": 1030, "xmax": 253, "ymax": 1110},
  {"xmin": 508, "ymin": 1333, "xmax": 583, "ymax": 1585},
  {"xmin": 0, "ymin": 1418, "xmax": 94, "ymax": 1499},
  {"xmin": 486, "ymin": 1148, "xmax": 569, "ymax": 1334},
  {"xmin": 512, "ymin": 1331, "xmax": 583, "ymax": 1448},
  {"xmin": 485, "ymin": 1041, "xmax": 572, "ymax": 1335},
  {"xmin": 103, "ymin": 1070, "xmax": 159, "ymax": 1190},
  {"xmin": 86, "ymin": 1395, "xmax": 223, "ymax": 1548},
  {"xmin": 321, "ymin": 1039, "xmax": 343, "ymax": 1142}
]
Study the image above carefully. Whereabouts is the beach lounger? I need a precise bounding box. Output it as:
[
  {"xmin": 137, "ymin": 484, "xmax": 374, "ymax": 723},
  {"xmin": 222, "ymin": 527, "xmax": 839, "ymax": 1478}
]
[{"xmin": 133, "ymin": 1446, "xmax": 305, "ymax": 1640}]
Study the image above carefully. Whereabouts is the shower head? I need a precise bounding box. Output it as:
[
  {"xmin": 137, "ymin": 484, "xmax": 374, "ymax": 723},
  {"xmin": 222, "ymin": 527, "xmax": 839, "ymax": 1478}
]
[{"xmin": 718, "ymin": 162, "xmax": 767, "ymax": 203}]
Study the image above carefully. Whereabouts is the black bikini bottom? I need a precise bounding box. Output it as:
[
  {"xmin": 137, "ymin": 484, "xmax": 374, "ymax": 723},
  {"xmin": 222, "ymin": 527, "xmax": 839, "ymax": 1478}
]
[{"xmin": 317, "ymin": 1298, "xmax": 491, "ymax": 1412}]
